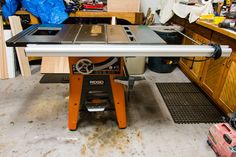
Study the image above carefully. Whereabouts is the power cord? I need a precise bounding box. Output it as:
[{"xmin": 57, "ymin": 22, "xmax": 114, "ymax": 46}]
[{"xmin": 229, "ymin": 112, "xmax": 236, "ymax": 130}]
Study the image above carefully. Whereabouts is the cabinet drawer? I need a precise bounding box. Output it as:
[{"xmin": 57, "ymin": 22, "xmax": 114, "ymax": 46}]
[
  {"xmin": 171, "ymin": 15, "xmax": 186, "ymax": 26},
  {"xmin": 185, "ymin": 22, "xmax": 212, "ymax": 39},
  {"xmin": 211, "ymin": 32, "xmax": 236, "ymax": 49}
]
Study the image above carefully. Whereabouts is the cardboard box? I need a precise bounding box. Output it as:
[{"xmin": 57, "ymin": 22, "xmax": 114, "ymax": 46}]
[{"xmin": 107, "ymin": 0, "xmax": 140, "ymax": 12}]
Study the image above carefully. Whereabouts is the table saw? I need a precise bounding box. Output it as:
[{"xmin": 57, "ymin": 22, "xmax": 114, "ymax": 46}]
[{"xmin": 6, "ymin": 24, "xmax": 232, "ymax": 130}]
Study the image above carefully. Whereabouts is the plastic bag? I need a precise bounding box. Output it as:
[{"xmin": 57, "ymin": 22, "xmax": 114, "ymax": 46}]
[
  {"xmin": 2, "ymin": 0, "xmax": 19, "ymax": 19},
  {"xmin": 21, "ymin": 0, "xmax": 69, "ymax": 24}
]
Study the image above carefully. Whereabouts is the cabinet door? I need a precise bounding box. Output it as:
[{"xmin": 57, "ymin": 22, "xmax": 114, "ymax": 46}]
[
  {"xmin": 210, "ymin": 32, "xmax": 236, "ymax": 113},
  {"xmin": 218, "ymin": 53, "xmax": 236, "ymax": 113},
  {"xmin": 179, "ymin": 29, "xmax": 209, "ymax": 82},
  {"xmin": 201, "ymin": 57, "xmax": 227, "ymax": 96}
]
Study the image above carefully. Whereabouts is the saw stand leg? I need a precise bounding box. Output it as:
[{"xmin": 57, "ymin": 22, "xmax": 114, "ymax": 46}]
[
  {"xmin": 68, "ymin": 58, "xmax": 84, "ymax": 131},
  {"xmin": 110, "ymin": 75, "xmax": 127, "ymax": 129}
]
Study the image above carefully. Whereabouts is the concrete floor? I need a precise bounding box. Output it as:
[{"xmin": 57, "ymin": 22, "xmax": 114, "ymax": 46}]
[{"xmin": 0, "ymin": 66, "xmax": 216, "ymax": 157}]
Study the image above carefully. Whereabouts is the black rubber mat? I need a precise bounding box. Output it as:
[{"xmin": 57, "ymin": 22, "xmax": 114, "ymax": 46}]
[
  {"xmin": 156, "ymin": 83, "xmax": 224, "ymax": 123},
  {"xmin": 40, "ymin": 74, "xmax": 69, "ymax": 83}
]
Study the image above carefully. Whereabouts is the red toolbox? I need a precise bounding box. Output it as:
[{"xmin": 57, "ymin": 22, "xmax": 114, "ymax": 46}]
[{"xmin": 208, "ymin": 123, "xmax": 236, "ymax": 157}]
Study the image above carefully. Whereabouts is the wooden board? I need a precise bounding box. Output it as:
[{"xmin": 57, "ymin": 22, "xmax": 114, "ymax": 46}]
[
  {"xmin": 0, "ymin": 16, "xmax": 8, "ymax": 79},
  {"xmin": 40, "ymin": 57, "xmax": 69, "ymax": 74},
  {"xmin": 107, "ymin": 0, "xmax": 140, "ymax": 12},
  {"xmin": 4, "ymin": 30, "xmax": 16, "ymax": 78},
  {"xmin": 9, "ymin": 16, "xmax": 31, "ymax": 77}
]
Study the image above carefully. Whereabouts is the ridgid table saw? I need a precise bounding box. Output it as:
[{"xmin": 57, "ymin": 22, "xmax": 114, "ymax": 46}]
[{"xmin": 6, "ymin": 24, "xmax": 232, "ymax": 130}]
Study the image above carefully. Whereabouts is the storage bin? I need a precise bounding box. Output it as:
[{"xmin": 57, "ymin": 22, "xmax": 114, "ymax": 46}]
[{"xmin": 148, "ymin": 25, "xmax": 184, "ymax": 73}]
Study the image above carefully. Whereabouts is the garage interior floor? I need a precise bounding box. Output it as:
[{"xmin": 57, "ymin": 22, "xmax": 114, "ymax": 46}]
[{"xmin": 0, "ymin": 66, "xmax": 216, "ymax": 157}]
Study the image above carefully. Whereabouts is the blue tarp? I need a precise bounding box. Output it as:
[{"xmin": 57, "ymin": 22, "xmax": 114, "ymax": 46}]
[
  {"xmin": 22, "ymin": 0, "xmax": 68, "ymax": 24},
  {"xmin": 2, "ymin": 0, "xmax": 68, "ymax": 24},
  {"xmin": 2, "ymin": 0, "xmax": 19, "ymax": 19}
]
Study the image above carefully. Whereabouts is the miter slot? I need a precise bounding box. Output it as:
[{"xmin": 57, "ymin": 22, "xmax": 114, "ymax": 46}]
[{"xmin": 62, "ymin": 25, "xmax": 82, "ymax": 44}]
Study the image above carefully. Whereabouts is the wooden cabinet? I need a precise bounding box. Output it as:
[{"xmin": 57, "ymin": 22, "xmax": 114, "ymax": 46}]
[
  {"xmin": 179, "ymin": 29, "xmax": 209, "ymax": 83},
  {"xmin": 200, "ymin": 31, "xmax": 236, "ymax": 99},
  {"xmin": 217, "ymin": 53, "xmax": 236, "ymax": 113},
  {"xmin": 173, "ymin": 16, "xmax": 236, "ymax": 114},
  {"xmin": 198, "ymin": 47, "xmax": 236, "ymax": 114}
]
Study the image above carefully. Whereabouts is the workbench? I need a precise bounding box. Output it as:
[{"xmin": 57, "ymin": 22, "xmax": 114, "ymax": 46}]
[
  {"xmin": 69, "ymin": 11, "xmax": 143, "ymax": 25},
  {"xmin": 16, "ymin": 10, "xmax": 144, "ymax": 25},
  {"xmin": 171, "ymin": 15, "xmax": 236, "ymax": 113}
]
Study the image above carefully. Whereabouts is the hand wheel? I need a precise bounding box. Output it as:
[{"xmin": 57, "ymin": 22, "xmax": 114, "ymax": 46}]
[{"xmin": 75, "ymin": 58, "xmax": 94, "ymax": 74}]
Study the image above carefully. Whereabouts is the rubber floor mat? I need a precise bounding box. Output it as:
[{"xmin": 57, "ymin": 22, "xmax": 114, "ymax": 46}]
[
  {"xmin": 156, "ymin": 83, "xmax": 224, "ymax": 123},
  {"xmin": 40, "ymin": 74, "xmax": 69, "ymax": 83}
]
